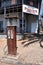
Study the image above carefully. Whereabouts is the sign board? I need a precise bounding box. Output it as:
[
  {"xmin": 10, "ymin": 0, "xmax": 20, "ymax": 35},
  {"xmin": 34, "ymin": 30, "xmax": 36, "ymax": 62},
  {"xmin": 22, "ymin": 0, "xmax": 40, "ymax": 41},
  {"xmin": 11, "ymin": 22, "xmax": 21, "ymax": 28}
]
[{"xmin": 22, "ymin": 4, "xmax": 39, "ymax": 15}]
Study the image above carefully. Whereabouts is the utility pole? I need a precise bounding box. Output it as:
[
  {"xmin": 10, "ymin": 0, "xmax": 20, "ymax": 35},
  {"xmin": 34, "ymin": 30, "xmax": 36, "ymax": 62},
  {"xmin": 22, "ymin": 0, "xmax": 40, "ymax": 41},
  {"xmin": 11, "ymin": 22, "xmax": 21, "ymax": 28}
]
[
  {"xmin": 22, "ymin": 0, "xmax": 25, "ymax": 39},
  {"xmin": 22, "ymin": 0, "xmax": 24, "ymax": 33},
  {"xmin": 38, "ymin": 2, "xmax": 40, "ymax": 35},
  {"xmin": 38, "ymin": 0, "xmax": 42, "ymax": 35},
  {"xmin": 4, "ymin": 1, "xmax": 6, "ymax": 33}
]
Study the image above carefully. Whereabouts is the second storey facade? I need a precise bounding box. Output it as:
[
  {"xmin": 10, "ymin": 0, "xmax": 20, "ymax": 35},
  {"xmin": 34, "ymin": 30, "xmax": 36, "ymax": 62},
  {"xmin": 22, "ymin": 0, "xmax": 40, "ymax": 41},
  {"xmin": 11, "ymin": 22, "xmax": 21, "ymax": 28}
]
[{"xmin": 0, "ymin": 0, "xmax": 41, "ymax": 34}]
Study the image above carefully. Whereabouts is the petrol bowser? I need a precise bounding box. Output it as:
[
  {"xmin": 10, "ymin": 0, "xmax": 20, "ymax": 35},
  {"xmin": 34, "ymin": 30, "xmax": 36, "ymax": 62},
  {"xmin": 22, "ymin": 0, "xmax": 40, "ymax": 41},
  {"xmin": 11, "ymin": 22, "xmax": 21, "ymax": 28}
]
[
  {"xmin": 7, "ymin": 26, "xmax": 16, "ymax": 55},
  {"xmin": 6, "ymin": 17, "xmax": 17, "ymax": 55}
]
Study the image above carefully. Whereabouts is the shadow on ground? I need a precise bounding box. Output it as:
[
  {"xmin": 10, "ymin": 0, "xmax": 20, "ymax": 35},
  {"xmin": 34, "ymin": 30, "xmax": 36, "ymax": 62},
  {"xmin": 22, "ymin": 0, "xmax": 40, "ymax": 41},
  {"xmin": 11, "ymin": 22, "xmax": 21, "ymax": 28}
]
[
  {"xmin": 21, "ymin": 34, "xmax": 43, "ymax": 48},
  {"xmin": 15, "ymin": 62, "xmax": 41, "ymax": 65}
]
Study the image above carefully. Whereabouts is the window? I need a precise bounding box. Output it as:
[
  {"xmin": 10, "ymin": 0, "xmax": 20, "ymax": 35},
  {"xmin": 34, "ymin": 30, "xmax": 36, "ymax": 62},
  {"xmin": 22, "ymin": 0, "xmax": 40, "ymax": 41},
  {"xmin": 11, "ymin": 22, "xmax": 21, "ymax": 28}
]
[
  {"xmin": 0, "ymin": 21, "xmax": 4, "ymax": 33},
  {"xmin": 33, "ymin": 0, "xmax": 38, "ymax": 8},
  {"xmin": 0, "ymin": 2, "xmax": 1, "ymax": 7},
  {"xmin": 2, "ymin": 0, "xmax": 11, "ymax": 7},
  {"xmin": 24, "ymin": 0, "xmax": 38, "ymax": 8},
  {"xmin": 17, "ymin": 0, "xmax": 22, "ymax": 4}
]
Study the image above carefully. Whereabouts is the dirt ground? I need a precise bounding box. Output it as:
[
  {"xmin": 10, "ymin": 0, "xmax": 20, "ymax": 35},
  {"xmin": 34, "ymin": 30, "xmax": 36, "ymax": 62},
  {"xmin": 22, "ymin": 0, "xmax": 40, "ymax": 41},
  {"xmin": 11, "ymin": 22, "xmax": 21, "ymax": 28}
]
[
  {"xmin": 0, "ymin": 62, "xmax": 10, "ymax": 65},
  {"xmin": 17, "ymin": 38, "xmax": 43, "ymax": 64},
  {"xmin": 0, "ymin": 34, "xmax": 43, "ymax": 65}
]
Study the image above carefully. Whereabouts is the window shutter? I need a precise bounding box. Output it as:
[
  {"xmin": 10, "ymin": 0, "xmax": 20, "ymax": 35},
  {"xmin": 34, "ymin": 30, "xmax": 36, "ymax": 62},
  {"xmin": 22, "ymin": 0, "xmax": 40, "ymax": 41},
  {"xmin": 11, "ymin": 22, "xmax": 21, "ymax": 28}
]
[{"xmin": 12, "ymin": 0, "xmax": 16, "ymax": 4}]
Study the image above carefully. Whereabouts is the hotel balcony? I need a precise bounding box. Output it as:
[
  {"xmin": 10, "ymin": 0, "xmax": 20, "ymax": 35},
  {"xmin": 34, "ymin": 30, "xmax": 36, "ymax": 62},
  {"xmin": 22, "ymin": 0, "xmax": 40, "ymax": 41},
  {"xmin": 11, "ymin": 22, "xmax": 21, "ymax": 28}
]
[{"xmin": 0, "ymin": 0, "xmax": 22, "ymax": 15}]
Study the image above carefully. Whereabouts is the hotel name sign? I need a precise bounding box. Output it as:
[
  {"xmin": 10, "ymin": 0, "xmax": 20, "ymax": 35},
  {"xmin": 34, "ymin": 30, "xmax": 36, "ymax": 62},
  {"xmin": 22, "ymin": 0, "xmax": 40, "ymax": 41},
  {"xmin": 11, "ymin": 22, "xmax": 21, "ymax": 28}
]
[{"xmin": 23, "ymin": 4, "xmax": 39, "ymax": 15}]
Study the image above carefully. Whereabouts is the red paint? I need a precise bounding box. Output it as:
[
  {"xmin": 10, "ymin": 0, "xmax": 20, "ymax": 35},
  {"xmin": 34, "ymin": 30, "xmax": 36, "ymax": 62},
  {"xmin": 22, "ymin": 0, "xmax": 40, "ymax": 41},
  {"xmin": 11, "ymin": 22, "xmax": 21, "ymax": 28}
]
[{"xmin": 7, "ymin": 26, "xmax": 17, "ymax": 55}]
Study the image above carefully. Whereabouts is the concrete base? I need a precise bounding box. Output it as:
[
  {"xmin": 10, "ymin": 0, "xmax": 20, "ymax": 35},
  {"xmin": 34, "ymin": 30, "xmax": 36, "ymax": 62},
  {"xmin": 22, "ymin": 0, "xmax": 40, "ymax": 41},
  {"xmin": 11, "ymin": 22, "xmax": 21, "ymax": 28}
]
[
  {"xmin": 0, "ymin": 54, "xmax": 20, "ymax": 64},
  {"xmin": 4, "ymin": 53, "xmax": 20, "ymax": 60}
]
